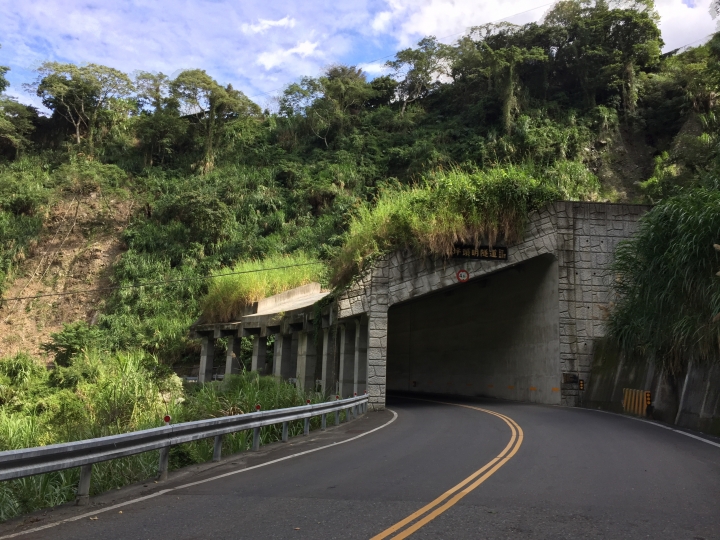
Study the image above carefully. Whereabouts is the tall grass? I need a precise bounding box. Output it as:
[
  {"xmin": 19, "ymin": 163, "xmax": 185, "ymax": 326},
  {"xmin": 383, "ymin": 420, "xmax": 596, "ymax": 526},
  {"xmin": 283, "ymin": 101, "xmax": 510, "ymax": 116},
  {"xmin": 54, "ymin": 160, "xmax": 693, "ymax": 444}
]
[
  {"xmin": 200, "ymin": 252, "xmax": 326, "ymax": 323},
  {"xmin": 608, "ymin": 188, "xmax": 720, "ymax": 372},
  {"xmin": 330, "ymin": 167, "xmax": 561, "ymax": 285},
  {"xmin": 0, "ymin": 352, "xmax": 325, "ymax": 522}
]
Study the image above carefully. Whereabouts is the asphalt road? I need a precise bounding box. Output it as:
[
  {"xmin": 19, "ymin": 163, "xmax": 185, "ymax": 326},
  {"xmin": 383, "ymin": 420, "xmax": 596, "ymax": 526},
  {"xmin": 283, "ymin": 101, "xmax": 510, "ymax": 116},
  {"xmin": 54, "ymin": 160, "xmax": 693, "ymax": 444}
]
[{"xmin": 2, "ymin": 396, "xmax": 720, "ymax": 539}]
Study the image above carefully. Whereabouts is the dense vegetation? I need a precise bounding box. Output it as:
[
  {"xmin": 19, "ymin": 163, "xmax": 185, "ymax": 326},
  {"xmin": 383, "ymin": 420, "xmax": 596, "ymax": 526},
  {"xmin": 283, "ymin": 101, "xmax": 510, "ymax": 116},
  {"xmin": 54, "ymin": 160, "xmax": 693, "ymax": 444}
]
[
  {"xmin": 0, "ymin": 351, "xmax": 329, "ymax": 520},
  {"xmin": 608, "ymin": 188, "xmax": 720, "ymax": 373},
  {"xmin": 1, "ymin": 0, "xmax": 720, "ymax": 519}
]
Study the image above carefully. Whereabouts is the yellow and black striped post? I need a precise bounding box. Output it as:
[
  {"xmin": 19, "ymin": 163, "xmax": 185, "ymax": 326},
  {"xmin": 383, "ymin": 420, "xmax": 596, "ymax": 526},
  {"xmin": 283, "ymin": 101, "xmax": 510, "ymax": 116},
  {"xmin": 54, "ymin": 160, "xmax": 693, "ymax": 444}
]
[{"xmin": 622, "ymin": 388, "xmax": 651, "ymax": 416}]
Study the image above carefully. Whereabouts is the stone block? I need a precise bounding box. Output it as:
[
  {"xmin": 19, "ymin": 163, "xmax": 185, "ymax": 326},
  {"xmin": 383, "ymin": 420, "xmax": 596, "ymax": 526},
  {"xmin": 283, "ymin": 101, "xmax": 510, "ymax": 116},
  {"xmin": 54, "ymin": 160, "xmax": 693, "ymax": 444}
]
[{"xmin": 368, "ymin": 348, "xmax": 385, "ymax": 361}]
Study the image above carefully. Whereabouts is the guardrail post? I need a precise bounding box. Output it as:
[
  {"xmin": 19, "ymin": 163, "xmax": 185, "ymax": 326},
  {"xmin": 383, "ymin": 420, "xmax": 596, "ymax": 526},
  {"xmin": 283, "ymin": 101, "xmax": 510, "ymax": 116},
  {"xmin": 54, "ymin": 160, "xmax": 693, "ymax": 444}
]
[
  {"xmin": 76, "ymin": 464, "xmax": 92, "ymax": 506},
  {"xmin": 282, "ymin": 421, "xmax": 289, "ymax": 442},
  {"xmin": 303, "ymin": 417, "xmax": 310, "ymax": 436},
  {"xmin": 321, "ymin": 413, "xmax": 327, "ymax": 430},
  {"xmin": 252, "ymin": 427, "xmax": 261, "ymax": 451},
  {"xmin": 158, "ymin": 447, "xmax": 170, "ymax": 481},
  {"xmin": 335, "ymin": 409, "xmax": 340, "ymax": 425},
  {"xmin": 213, "ymin": 435, "xmax": 223, "ymax": 462}
]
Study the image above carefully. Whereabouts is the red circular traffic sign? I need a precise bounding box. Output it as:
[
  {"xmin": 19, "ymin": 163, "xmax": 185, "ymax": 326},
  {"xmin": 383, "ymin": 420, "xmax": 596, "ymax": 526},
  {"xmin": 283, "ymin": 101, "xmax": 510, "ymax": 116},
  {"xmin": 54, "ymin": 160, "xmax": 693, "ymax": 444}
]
[
  {"xmin": 456, "ymin": 269, "xmax": 470, "ymax": 283},
  {"xmin": 163, "ymin": 415, "xmax": 171, "ymax": 424}
]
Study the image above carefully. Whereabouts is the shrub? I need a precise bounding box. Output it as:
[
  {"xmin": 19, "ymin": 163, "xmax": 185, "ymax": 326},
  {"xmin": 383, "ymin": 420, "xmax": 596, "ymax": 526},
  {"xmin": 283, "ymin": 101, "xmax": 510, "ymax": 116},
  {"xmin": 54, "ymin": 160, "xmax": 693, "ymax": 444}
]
[
  {"xmin": 53, "ymin": 158, "xmax": 127, "ymax": 194},
  {"xmin": 41, "ymin": 321, "xmax": 105, "ymax": 366}
]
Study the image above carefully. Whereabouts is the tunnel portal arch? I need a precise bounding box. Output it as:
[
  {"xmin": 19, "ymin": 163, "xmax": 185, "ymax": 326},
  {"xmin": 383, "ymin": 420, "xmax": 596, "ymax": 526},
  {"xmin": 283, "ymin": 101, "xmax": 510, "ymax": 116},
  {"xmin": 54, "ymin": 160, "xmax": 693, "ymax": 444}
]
[{"xmin": 386, "ymin": 254, "xmax": 561, "ymax": 403}]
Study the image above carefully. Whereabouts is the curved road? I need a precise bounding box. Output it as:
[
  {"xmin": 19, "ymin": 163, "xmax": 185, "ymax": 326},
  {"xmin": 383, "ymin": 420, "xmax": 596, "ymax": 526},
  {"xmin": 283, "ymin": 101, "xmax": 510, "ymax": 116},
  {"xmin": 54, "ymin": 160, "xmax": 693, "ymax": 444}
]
[{"xmin": 3, "ymin": 397, "xmax": 720, "ymax": 539}]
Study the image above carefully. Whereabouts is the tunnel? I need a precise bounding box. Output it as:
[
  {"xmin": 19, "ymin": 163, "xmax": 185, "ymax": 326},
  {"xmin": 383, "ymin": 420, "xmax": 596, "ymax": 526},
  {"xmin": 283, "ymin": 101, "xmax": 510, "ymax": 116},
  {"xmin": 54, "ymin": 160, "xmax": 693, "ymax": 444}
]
[{"xmin": 386, "ymin": 253, "xmax": 561, "ymax": 404}]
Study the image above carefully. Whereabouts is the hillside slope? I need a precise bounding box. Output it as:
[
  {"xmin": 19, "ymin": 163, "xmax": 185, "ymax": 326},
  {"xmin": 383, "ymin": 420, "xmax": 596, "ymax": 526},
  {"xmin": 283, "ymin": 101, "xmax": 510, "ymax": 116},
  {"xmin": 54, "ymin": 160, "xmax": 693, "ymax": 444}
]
[{"xmin": 0, "ymin": 194, "xmax": 131, "ymax": 359}]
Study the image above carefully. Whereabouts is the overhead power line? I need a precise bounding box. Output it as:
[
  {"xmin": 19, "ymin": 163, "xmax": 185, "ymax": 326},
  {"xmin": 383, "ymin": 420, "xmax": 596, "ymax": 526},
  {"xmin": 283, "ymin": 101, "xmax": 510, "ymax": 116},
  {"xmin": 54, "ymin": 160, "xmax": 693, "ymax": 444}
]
[{"xmin": 0, "ymin": 262, "xmax": 325, "ymax": 304}]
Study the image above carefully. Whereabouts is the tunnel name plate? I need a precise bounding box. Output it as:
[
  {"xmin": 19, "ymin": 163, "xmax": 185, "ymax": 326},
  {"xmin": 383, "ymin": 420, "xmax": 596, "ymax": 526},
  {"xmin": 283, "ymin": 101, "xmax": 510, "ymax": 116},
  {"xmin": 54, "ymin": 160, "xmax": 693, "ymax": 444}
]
[{"xmin": 451, "ymin": 244, "xmax": 508, "ymax": 260}]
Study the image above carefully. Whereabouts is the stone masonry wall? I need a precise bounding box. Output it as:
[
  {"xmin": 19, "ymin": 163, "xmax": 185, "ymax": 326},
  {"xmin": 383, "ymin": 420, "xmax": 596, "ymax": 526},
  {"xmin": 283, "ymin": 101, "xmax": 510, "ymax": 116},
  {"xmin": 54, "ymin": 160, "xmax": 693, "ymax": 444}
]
[{"xmin": 555, "ymin": 203, "xmax": 649, "ymax": 405}]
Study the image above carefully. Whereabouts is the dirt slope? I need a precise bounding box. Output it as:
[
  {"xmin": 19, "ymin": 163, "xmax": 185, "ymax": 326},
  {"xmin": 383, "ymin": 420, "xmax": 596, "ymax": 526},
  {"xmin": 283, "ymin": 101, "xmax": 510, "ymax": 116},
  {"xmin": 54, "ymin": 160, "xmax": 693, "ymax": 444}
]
[{"xmin": 0, "ymin": 193, "xmax": 132, "ymax": 361}]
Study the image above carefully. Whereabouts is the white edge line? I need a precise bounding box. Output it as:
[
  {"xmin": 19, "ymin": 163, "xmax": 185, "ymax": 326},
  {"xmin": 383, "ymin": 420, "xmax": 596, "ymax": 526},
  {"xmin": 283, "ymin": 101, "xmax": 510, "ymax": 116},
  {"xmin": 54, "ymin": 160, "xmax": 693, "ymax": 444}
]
[
  {"xmin": 0, "ymin": 409, "xmax": 399, "ymax": 540},
  {"xmin": 588, "ymin": 408, "xmax": 720, "ymax": 448}
]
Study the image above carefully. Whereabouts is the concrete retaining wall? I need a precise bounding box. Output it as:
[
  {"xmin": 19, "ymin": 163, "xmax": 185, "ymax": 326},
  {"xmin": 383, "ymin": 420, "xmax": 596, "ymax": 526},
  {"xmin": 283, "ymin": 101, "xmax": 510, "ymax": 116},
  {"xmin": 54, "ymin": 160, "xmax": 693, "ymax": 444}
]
[{"xmin": 587, "ymin": 344, "xmax": 720, "ymax": 436}]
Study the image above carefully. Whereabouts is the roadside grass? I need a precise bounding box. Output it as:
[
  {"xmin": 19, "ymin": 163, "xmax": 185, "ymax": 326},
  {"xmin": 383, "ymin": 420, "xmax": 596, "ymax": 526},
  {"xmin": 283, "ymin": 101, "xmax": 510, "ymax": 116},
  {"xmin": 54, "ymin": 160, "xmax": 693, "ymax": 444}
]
[
  {"xmin": 199, "ymin": 252, "xmax": 326, "ymax": 323},
  {"xmin": 0, "ymin": 352, "xmax": 330, "ymax": 522}
]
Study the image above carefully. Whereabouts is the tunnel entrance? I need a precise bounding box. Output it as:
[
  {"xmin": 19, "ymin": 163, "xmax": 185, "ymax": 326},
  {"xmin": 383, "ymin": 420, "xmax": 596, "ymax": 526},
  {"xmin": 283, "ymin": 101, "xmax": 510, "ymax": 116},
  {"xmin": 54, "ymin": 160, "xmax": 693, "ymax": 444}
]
[{"xmin": 386, "ymin": 254, "xmax": 561, "ymax": 404}]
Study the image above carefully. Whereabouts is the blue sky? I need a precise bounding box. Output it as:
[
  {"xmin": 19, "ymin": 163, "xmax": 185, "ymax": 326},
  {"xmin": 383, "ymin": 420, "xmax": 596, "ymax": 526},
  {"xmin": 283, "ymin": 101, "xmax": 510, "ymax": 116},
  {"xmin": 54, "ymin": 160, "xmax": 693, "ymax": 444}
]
[{"xmin": 1, "ymin": 0, "xmax": 716, "ymax": 111}]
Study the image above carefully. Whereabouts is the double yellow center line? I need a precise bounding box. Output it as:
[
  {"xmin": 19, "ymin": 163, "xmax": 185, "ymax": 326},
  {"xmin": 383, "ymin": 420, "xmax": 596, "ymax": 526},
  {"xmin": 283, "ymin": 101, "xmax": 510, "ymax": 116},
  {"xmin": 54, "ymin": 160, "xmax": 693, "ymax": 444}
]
[{"xmin": 371, "ymin": 400, "xmax": 524, "ymax": 540}]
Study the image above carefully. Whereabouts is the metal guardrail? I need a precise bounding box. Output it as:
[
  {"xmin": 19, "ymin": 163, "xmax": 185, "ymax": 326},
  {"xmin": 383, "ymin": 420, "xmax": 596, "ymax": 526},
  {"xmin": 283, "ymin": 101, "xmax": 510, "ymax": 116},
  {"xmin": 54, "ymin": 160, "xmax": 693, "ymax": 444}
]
[{"xmin": 0, "ymin": 394, "xmax": 368, "ymax": 505}]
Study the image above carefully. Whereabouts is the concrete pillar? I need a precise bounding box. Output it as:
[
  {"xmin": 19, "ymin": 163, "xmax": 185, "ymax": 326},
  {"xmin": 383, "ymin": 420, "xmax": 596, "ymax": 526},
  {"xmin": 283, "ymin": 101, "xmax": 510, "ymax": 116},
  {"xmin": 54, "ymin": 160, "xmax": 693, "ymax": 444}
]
[
  {"xmin": 290, "ymin": 333, "xmax": 299, "ymax": 381},
  {"xmin": 251, "ymin": 335, "xmax": 267, "ymax": 373},
  {"xmin": 273, "ymin": 334, "xmax": 294, "ymax": 380},
  {"xmin": 366, "ymin": 259, "xmax": 389, "ymax": 410},
  {"xmin": 321, "ymin": 328, "xmax": 337, "ymax": 396},
  {"xmin": 339, "ymin": 323, "xmax": 356, "ymax": 398},
  {"xmin": 354, "ymin": 319, "xmax": 368, "ymax": 395},
  {"xmin": 198, "ymin": 334, "xmax": 215, "ymax": 383},
  {"xmin": 296, "ymin": 332, "xmax": 317, "ymax": 392},
  {"xmin": 224, "ymin": 335, "xmax": 241, "ymax": 377}
]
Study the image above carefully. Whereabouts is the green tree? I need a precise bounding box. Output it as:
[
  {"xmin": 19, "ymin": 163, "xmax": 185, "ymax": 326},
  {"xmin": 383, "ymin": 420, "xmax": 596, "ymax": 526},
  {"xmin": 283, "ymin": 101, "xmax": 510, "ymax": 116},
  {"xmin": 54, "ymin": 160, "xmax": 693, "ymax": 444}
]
[
  {"xmin": 0, "ymin": 67, "xmax": 8, "ymax": 94},
  {"xmin": 456, "ymin": 24, "xmax": 547, "ymax": 133},
  {"xmin": 171, "ymin": 69, "xmax": 260, "ymax": 173},
  {"xmin": 134, "ymin": 72, "xmax": 187, "ymax": 166},
  {"xmin": 29, "ymin": 62, "xmax": 134, "ymax": 153},
  {"xmin": 387, "ymin": 37, "xmax": 447, "ymax": 115},
  {"xmin": 0, "ymin": 60, "xmax": 36, "ymax": 158},
  {"xmin": 279, "ymin": 66, "xmax": 375, "ymax": 147},
  {"xmin": 544, "ymin": 0, "xmax": 662, "ymax": 116},
  {"xmin": 0, "ymin": 98, "xmax": 36, "ymax": 158}
]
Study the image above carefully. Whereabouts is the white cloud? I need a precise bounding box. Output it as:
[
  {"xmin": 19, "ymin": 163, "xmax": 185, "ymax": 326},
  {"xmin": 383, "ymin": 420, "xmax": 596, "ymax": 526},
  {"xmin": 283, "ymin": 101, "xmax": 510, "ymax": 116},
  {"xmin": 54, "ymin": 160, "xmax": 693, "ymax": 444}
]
[
  {"xmin": 656, "ymin": 0, "xmax": 716, "ymax": 51},
  {"xmin": 372, "ymin": 11, "xmax": 394, "ymax": 32},
  {"xmin": 358, "ymin": 61, "xmax": 390, "ymax": 75},
  {"xmin": 241, "ymin": 16, "xmax": 296, "ymax": 34},
  {"xmin": 257, "ymin": 40, "xmax": 321, "ymax": 70}
]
